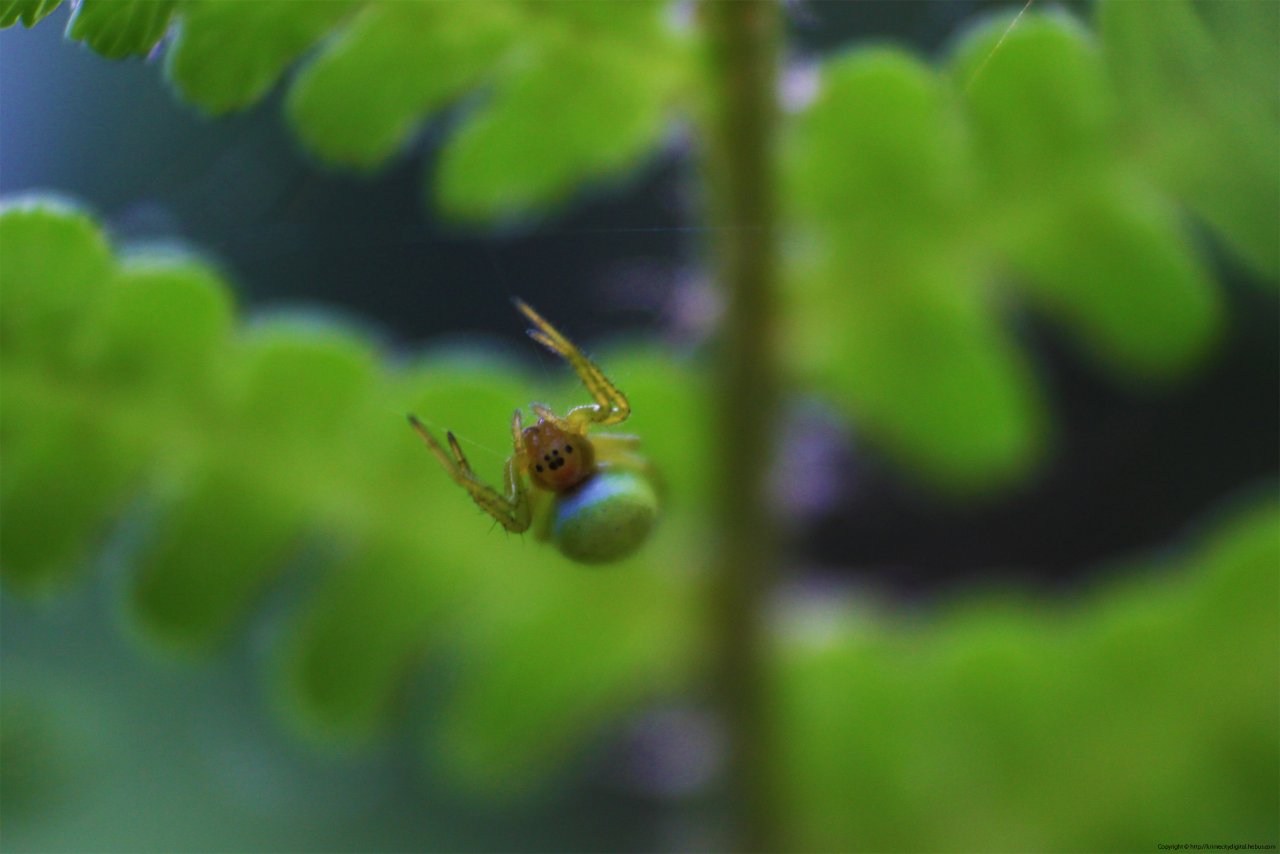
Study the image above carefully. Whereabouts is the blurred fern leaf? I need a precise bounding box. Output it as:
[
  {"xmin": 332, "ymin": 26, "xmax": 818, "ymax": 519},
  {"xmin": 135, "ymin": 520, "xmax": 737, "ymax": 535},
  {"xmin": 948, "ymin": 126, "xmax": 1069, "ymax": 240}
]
[
  {"xmin": 0, "ymin": 198, "xmax": 707, "ymax": 789},
  {"xmin": 66, "ymin": 0, "xmax": 175, "ymax": 59},
  {"xmin": 776, "ymin": 497, "xmax": 1280, "ymax": 850},
  {"xmin": 0, "ymin": 0, "xmax": 60, "ymax": 28},
  {"xmin": 171, "ymin": 0, "xmax": 683, "ymax": 221},
  {"xmin": 1100, "ymin": 0, "xmax": 1280, "ymax": 278},
  {"xmin": 784, "ymin": 5, "xmax": 1274, "ymax": 487},
  {"xmin": 3, "ymin": 2, "xmax": 1274, "ymax": 488},
  {"xmin": 4, "ymin": 0, "xmax": 689, "ymax": 218}
]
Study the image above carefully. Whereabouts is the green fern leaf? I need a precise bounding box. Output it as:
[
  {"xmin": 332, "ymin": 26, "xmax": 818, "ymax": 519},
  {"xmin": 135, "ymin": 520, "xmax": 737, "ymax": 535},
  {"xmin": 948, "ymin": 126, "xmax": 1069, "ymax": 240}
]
[
  {"xmin": 1100, "ymin": 0, "xmax": 1280, "ymax": 279},
  {"xmin": 162, "ymin": 0, "xmax": 688, "ymax": 219},
  {"xmin": 0, "ymin": 0, "xmax": 61, "ymax": 28},
  {"xmin": 0, "ymin": 198, "xmax": 706, "ymax": 786},
  {"xmin": 785, "ymin": 49, "xmax": 1046, "ymax": 489},
  {"xmin": 4, "ymin": 1, "xmax": 1268, "ymax": 492},
  {"xmin": 284, "ymin": 2, "xmax": 517, "ymax": 170},
  {"xmin": 952, "ymin": 13, "xmax": 1222, "ymax": 378},
  {"xmin": 777, "ymin": 498, "xmax": 1280, "ymax": 850},
  {"xmin": 4, "ymin": 0, "xmax": 688, "ymax": 220},
  {"xmin": 783, "ymin": 9, "xmax": 1255, "ymax": 488},
  {"xmin": 67, "ymin": 0, "xmax": 176, "ymax": 59},
  {"xmin": 1, "ymin": 199, "xmax": 128, "ymax": 590},
  {"xmin": 165, "ymin": 0, "xmax": 359, "ymax": 114}
]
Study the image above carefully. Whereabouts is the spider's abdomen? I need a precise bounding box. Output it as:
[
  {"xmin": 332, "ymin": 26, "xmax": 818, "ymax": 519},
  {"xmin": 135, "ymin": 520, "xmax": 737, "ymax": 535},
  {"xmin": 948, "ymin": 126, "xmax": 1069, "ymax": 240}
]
[{"xmin": 552, "ymin": 470, "xmax": 658, "ymax": 564}]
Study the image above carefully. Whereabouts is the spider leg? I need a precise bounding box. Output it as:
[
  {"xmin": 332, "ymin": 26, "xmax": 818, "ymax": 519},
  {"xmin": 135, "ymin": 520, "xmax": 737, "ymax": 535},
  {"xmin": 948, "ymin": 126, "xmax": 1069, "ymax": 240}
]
[
  {"xmin": 590, "ymin": 433, "xmax": 663, "ymax": 495},
  {"xmin": 407, "ymin": 414, "xmax": 531, "ymax": 533},
  {"xmin": 530, "ymin": 402, "xmax": 577, "ymax": 434},
  {"xmin": 511, "ymin": 408, "xmax": 525, "ymax": 448},
  {"xmin": 590, "ymin": 433, "xmax": 641, "ymax": 454},
  {"xmin": 515, "ymin": 299, "xmax": 630, "ymax": 428}
]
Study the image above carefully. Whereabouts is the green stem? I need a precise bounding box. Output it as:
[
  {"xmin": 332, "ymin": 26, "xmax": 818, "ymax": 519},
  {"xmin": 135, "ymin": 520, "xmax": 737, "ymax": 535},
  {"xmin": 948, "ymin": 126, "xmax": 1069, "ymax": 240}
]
[{"xmin": 701, "ymin": 1, "xmax": 783, "ymax": 850}]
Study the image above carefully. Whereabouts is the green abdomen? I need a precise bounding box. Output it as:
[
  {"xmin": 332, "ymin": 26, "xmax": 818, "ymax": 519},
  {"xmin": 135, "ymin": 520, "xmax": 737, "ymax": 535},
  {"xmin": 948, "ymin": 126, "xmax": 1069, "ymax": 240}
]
[{"xmin": 552, "ymin": 470, "xmax": 659, "ymax": 564}]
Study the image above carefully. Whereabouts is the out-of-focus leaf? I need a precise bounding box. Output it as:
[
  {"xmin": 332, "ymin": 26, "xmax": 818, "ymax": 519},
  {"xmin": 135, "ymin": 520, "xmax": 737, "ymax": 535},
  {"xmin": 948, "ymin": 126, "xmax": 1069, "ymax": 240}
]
[
  {"xmin": 128, "ymin": 325, "xmax": 380, "ymax": 649},
  {"xmin": 436, "ymin": 555, "xmax": 699, "ymax": 792},
  {"xmin": 90, "ymin": 257, "xmax": 234, "ymax": 397},
  {"xmin": 276, "ymin": 363, "xmax": 531, "ymax": 738},
  {"xmin": 953, "ymin": 13, "xmax": 1222, "ymax": 380},
  {"xmin": 775, "ymin": 498, "xmax": 1280, "ymax": 850},
  {"xmin": 0, "ymin": 198, "xmax": 112, "ymax": 372},
  {"xmin": 1099, "ymin": 0, "xmax": 1280, "ymax": 279},
  {"xmin": 0, "ymin": 0, "xmax": 60, "ymax": 28},
  {"xmin": 956, "ymin": 14, "xmax": 1113, "ymax": 189},
  {"xmin": 0, "ymin": 404, "xmax": 144, "ymax": 592},
  {"xmin": 164, "ymin": 0, "xmax": 684, "ymax": 218},
  {"xmin": 278, "ymin": 537, "xmax": 449, "ymax": 740},
  {"xmin": 8, "ymin": 0, "xmax": 686, "ymax": 220},
  {"xmin": 1002, "ymin": 183, "xmax": 1221, "ymax": 377},
  {"xmin": 128, "ymin": 467, "xmax": 310, "ymax": 649},
  {"xmin": 785, "ymin": 13, "xmax": 1241, "ymax": 489},
  {"xmin": 286, "ymin": 2, "xmax": 517, "ymax": 169},
  {"xmin": 1, "ymin": 198, "xmax": 706, "ymax": 792},
  {"xmin": 66, "ymin": 0, "xmax": 175, "ymax": 59},
  {"xmin": 786, "ymin": 50, "xmax": 1045, "ymax": 488},
  {"xmin": 229, "ymin": 323, "xmax": 380, "ymax": 449},
  {"xmin": 166, "ymin": 0, "xmax": 359, "ymax": 114},
  {"xmin": 436, "ymin": 38, "xmax": 675, "ymax": 220},
  {"xmin": 0, "ymin": 199, "xmax": 136, "ymax": 590}
]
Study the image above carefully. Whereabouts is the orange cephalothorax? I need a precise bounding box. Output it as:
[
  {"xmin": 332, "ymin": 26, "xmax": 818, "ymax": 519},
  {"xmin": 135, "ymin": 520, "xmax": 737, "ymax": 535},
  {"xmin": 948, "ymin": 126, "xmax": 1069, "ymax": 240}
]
[{"xmin": 523, "ymin": 419, "xmax": 595, "ymax": 493}]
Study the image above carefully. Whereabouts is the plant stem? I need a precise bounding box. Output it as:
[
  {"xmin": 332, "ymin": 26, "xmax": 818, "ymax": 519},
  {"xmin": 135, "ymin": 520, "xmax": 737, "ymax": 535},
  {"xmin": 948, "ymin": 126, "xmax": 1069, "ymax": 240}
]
[{"xmin": 701, "ymin": 1, "xmax": 783, "ymax": 850}]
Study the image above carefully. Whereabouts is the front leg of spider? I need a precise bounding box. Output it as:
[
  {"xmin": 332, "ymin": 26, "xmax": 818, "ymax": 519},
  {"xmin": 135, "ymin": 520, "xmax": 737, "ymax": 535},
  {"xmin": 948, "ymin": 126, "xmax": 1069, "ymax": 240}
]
[
  {"xmin": 514, "ymin": 299, "xmax": 630, "ymax": 429},
  {"xmin": 407, "ymin": 413, "xmax": 531, "ymax": 533},
  {"xmin": 409, "ymin": 300, "xmax": 659, "ymax": 565}
]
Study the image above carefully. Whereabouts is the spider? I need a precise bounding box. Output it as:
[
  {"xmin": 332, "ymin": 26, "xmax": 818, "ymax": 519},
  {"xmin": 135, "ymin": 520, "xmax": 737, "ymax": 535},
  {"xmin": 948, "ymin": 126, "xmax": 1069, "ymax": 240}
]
[{"xmin": 408, "ymin": 300, "xmax": 659, "ymax": 564}]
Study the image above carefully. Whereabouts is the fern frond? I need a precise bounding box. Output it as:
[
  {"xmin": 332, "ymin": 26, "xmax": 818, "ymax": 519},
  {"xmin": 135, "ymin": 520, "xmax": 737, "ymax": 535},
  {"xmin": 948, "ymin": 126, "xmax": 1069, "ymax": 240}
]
[{"xmin": 0, "ymin": 198, "xmax": 707, "ymax": 789}]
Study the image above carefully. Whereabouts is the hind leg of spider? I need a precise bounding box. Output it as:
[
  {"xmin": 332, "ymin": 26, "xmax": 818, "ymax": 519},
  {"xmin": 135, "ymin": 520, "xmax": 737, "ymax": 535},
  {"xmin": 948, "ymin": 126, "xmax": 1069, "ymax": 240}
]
[
  {"xmin": 592, "ymin": 433, "xmax": 664, "ymax": 495},
  {"xmin": 514, "ymin": 299, "xmax": 630, "ymax": 428},
  {"xmin": 408, "ymin": 414, "xmax": 532, "ymax": 532}
]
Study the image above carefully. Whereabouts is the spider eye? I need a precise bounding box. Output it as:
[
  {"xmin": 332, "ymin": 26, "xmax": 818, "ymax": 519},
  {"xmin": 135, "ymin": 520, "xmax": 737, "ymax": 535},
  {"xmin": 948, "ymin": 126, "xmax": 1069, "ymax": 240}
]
[
  {"xmin": 536, "ymin": 464, "xmax": 544, "ymax": 472},
  {"xmin": 565, "ymin": 444, "xmax": 573, "ymax": 453}
]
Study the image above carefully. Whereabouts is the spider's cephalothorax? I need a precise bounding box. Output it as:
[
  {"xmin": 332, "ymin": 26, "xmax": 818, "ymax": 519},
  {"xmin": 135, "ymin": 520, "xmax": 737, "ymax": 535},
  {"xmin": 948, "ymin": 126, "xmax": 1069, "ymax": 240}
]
[
  {"xmin": 408, "ymin": 300, "xmax": 658, "ymax": 564},
  {"xmin": 523, "ymin": 419, "xmax": 596, "ymax": 493}
]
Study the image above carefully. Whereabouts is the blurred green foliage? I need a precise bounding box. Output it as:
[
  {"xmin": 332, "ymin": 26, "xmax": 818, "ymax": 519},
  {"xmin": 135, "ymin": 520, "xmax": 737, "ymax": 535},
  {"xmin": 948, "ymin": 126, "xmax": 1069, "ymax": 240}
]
[
  {"xmin": 777, "ymin": 499, "xmax": 1279, "ymax": 850},
  {"xmin": 6, "ymin": 0, "xmax": 1273, "ymax": 485},
  {"xmin": 6, "ymin": 0, "xmax": 1276, "ymax": 482},
  {"xmin": 2, "ymin": 0, "xmax": 1278, "ymax": 850},
  {"xmin": 0, "ymin": 0, "xmax": 61, "ymax": 29},
  {"xmin": 66, "ymin": 0, "xmax": 175, "ymax": 59},
  {"xmin": 786, "ymin": 8, "xmax": 1258, "ymax": 487},
  {"xmin": 0, "ymin": 200, "xmax": 709, "ymax": 794}
]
